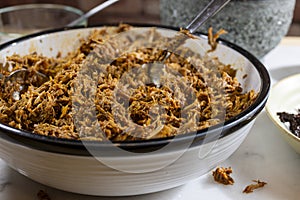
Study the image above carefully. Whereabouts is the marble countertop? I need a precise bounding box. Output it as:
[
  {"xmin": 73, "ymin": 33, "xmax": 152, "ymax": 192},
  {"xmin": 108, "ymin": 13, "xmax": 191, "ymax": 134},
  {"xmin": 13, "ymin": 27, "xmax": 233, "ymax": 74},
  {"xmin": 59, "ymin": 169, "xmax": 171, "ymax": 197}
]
[{"xmin": 0, "ymin": 37, "xmax": 300, "ymax": 200}]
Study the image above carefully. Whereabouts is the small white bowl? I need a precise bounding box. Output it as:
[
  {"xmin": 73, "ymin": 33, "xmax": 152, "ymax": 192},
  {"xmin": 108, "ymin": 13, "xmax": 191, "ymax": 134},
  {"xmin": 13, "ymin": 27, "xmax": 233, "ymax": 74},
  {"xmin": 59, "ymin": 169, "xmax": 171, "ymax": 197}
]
[{"xmin": 266, "ymin": 74, "xmax": 300, "ymax": 154}]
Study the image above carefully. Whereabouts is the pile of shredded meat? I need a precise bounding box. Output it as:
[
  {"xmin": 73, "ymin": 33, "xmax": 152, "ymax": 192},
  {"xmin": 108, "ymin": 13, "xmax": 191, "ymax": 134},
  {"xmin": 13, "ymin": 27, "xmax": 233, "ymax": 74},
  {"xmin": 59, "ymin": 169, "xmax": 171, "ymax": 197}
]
[{"xmin": 0, "ymin": 24, "xmax": 258, "ymax": 141}]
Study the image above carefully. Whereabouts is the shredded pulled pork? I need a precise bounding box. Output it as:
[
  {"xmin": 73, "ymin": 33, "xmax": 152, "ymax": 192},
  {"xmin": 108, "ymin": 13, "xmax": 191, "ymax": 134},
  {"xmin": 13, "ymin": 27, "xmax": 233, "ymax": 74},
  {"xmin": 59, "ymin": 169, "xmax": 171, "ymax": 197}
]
[
  {"xmin": 208, "ymin": 27, "xmax": 227, "ymax": 53},
  {"xmin": 0, "ymin": 24, "xmax": 258, "ymax": 141},
  {"xmin": 212, "ymin": 167, "xmax": 235, "ymax": 185},
  {"xmin": 243, "ymin": 180, "xmax": 267, "ymax": 193}
]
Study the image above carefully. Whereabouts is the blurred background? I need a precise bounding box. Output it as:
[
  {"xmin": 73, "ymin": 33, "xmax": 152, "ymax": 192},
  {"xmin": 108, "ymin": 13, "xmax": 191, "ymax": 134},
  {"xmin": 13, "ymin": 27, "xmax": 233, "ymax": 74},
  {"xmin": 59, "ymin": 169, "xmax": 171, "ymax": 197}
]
[{"xmin": 0, "ymin": 0, "xmax": 300, "ymax": 36}]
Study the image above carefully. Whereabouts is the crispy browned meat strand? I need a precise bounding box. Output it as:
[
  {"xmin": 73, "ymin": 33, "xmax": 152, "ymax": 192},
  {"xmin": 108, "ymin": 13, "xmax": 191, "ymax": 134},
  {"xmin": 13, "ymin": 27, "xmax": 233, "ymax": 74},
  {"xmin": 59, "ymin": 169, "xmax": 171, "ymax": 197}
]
[
  {"xmin": 212, "ymin": 167, "xmax": 235, "ymax": 185},
  {"xmin": 243, "ymin": 180, "xmax": 267, "ymax": 193},
  {"xmin": 0, "ymin": 24, "xmax": 258, "ymax": 141},
  {"xmin": 208, "ymin": 27, "xmax": 228, "ymax": 53}
]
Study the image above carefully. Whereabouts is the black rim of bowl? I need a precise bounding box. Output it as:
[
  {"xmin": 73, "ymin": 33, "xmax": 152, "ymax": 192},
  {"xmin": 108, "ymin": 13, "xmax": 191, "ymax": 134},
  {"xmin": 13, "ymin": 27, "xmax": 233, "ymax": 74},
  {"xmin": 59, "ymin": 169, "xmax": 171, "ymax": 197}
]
[{"xmin": 0, "ymin": 23, "xmax": 271, "ymax": 156}]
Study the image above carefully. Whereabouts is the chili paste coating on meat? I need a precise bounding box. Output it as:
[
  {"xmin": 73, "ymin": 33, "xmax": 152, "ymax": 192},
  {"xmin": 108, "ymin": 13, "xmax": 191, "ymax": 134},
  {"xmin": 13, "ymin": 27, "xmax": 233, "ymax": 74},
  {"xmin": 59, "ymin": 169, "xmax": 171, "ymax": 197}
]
[{"xmin": 0, "ymin": 24, "xmax": 258, "ymax": 141}]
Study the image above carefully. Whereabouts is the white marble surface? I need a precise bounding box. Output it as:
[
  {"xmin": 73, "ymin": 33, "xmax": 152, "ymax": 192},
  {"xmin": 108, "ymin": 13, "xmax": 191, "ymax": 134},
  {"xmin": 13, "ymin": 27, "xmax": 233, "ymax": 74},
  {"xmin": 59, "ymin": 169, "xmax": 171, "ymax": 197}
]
[{"xmin": 0, "ymin": 38, "xmax": 300, "ymax": 200}]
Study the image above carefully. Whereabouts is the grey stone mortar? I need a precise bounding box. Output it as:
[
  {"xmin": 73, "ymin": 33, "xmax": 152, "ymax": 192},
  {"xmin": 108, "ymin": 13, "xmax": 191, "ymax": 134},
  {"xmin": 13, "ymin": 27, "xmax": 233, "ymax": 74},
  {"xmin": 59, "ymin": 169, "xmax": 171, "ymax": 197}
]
[{"xmin": 160, "ymin": 0, "xmax": 296, "ymax": 58}]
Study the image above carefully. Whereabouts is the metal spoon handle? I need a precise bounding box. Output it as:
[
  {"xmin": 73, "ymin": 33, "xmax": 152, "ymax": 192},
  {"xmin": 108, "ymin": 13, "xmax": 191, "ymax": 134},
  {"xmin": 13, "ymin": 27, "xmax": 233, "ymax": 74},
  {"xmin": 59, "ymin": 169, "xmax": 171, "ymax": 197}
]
[
  {"xmin": 67, "ymin": 0, "xmax": 119, "ymax": 27},
  {"xmin": 185, "ymin": 0, "xmax": 231, "ymax": 33}
]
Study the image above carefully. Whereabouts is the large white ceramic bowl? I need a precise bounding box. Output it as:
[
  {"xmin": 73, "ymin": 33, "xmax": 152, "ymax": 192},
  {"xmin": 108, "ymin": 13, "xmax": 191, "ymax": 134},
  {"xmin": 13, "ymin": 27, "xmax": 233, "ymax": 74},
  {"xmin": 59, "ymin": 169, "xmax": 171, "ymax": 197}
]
[{"xmin": 0, "ymin": 25, "xmax": 270, "ymax": 196}]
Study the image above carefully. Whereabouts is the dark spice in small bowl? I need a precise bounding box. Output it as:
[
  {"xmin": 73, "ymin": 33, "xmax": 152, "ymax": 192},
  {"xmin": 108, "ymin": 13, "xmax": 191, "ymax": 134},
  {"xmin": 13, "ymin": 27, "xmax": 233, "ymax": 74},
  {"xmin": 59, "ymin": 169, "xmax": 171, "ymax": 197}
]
[{"xmin": 277, "ymin": 110, "xmax": 300, "ymax": 137}]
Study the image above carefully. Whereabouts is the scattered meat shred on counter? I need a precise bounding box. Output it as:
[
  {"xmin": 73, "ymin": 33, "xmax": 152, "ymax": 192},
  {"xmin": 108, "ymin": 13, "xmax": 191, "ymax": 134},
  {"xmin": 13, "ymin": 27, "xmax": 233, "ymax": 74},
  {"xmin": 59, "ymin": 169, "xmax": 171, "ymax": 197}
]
[
  {"xmin": 212, "ymin": 167, "xmax": 235, "ymax": 185},
  {"xmin": 37, "ymin": 190, "xmax": 51, "ymax": 200},
  {"xmin": 243, "ymin": 180, "xmax": 267, "ymax": 194},
  {"xmin": 0, "ymin": 24, "xmax": 258, "ymax": 141}
]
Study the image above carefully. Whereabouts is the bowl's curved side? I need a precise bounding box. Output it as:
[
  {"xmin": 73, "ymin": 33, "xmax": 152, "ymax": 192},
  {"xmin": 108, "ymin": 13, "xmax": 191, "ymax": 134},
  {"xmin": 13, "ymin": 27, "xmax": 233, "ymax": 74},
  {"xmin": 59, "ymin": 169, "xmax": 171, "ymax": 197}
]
[{"xmin": 0, "ymin": 120, "xmax": 255, "ymax": 196}]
